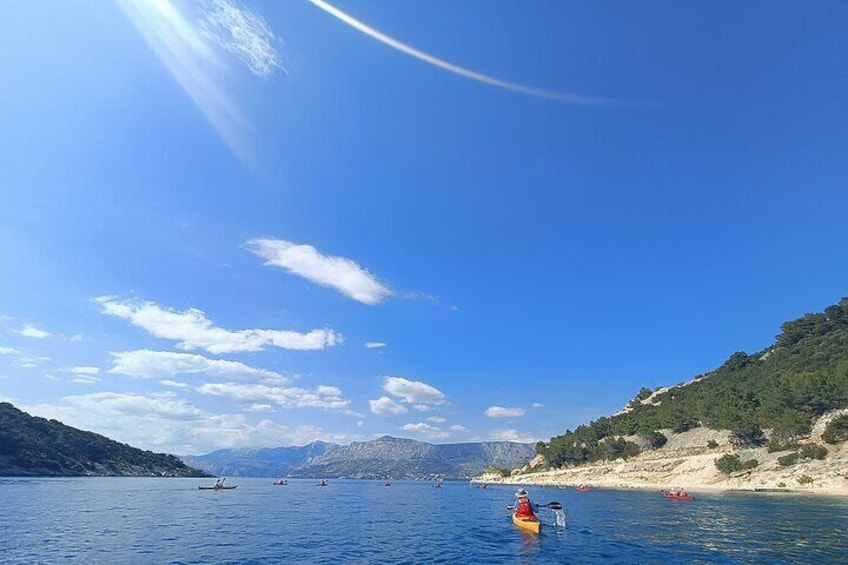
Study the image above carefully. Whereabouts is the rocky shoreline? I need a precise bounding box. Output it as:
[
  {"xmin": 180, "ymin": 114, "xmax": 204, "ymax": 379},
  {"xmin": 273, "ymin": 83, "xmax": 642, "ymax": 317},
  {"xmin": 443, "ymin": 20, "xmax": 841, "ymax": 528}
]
[{"xmin": 478, "ymin": 422, "xmax": 848, "ymax": 496}]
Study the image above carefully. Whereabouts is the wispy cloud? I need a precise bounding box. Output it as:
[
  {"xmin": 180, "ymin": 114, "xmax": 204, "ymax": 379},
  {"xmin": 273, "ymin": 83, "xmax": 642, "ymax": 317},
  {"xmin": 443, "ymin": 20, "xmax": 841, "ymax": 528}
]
[
  {"xmin": 489, "ymin": 429, "xmax": 538, "ymax": 443},
  {"xmin": 13, "ymin": 325, "xmax": 51, "ymax": 339},
  {"xmin": 369, "ymin": 396, "xmax": 407, "ymax": 416},
  {"xmin": 200, "ymin": 0, "xmax": 282, "ymax": 77},
  {"xmin": 116, "ymin": 0, "xmax": 281, "ymax": 160},
  {"xmin": 0, "ymin": 346, "xmax": 19, "ymax": 355},
  {"xmin": 383, "ymin": 376, "xmax": 445, "ymax": 406},
  {"xmin": 95, "ymin": 296, "xmax": 341, "ymax": 353},
  {"xmin": 365, "ymin": 342, "xmax": 386, "ymax": 349},
  {"xmin": 484, "ymin": 406, "xmax": 526, "ymax": 418},
  {"xmin": 198, "ymin": 381, "xmax": 351, "ymax": 410},
  {"xmin": 70, "ymin": 366, "xmax": 101, "ymax": 375},
  {"xmin": 109, "ymin": 349, "xmax": 285, "ymax": 381},
  {"xmin": 307, "ymin": 0, "xmax": 610, "ymax": 104},
  {"xmin": 246, "ymin": 238, "xmax": 392, "ymax": 305},
  {"xmin": 160, "ymin": 379, "xmax": 191, "ymax": 389}
]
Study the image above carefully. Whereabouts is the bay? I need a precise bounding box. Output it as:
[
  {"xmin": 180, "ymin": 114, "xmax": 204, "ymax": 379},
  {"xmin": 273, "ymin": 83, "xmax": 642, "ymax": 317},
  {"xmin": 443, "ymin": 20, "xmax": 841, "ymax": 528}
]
[{"xmin": 1, "ymin": 478, "xmax": 846, "ymax": 564}]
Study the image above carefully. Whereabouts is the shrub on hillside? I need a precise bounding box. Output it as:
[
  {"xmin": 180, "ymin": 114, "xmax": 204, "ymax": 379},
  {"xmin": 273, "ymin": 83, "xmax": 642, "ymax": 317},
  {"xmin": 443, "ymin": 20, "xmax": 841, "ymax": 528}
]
[
  {"xmin": 798, "ymin": 475, "xmax": 814, "ymax": 485},
  {"xmin": 741, "ymin": 458, "xmax": 759, "ymax": 470},
  {"xmin": 767, "ymin": 439, "xmax": 799, "ymax": 453},
  {"xmin": 731, "ymin": 425, "xmax": 767, "ymax": 447},
  {"xmin": 822, "ymin": 415, "xmax": 848, "ymax": 444},
  {"xmin": 644, "ymin": 431, "xmax": 668, "ymax": 449},
  {"xmin": 799, "ymin": 444, "xmax": 828, "ymax": 460},
  {"xmin": 715, "ymin": 454, "xmax": 742, "ymax": 474},
  {"xmin": 778, "ymin": 452, "xmax": 800, "ymax": 466},
  {"xmin": 706, "ymin": 440, "xmax": 719, "ymax": 449}
]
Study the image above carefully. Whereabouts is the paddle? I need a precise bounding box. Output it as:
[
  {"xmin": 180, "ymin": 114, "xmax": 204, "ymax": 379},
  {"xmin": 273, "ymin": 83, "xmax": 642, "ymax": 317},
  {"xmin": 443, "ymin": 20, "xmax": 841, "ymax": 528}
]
[{"xmin": 506, "ymin": 502, "xmax": 562, "ymax": 511}]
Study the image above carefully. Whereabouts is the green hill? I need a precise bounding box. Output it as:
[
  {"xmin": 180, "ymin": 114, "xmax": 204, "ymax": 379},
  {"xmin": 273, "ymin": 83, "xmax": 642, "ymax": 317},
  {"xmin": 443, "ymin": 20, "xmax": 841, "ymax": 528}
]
[
  {"xmin": 0, "ymin": 402, "xmax": 210, "ymax": 477},
  {"xmin": 538, "ymin": 298, "xmax": 848, "ymax": 467}
]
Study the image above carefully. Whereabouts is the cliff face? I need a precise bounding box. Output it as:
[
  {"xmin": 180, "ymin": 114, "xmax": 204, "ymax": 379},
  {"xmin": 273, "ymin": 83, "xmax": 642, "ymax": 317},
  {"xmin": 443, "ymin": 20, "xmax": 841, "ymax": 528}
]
[{"xmin": 0, "ymin": 402, "xmax": 209, "ymax": 477}]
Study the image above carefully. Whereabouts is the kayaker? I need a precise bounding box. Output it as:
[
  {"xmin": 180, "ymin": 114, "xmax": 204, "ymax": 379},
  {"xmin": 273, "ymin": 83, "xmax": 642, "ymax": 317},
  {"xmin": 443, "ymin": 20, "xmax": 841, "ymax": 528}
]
[{"xmin": 514, "ymin": 489, "xmax": 538, "ymax": 518}]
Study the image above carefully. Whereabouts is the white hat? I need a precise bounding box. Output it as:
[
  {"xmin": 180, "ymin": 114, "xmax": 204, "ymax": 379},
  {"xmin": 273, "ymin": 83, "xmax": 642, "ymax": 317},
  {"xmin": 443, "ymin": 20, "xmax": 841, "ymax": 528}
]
[{"xmin": 515, "ymin": 488, "xmax": 528, "ymax": 498}]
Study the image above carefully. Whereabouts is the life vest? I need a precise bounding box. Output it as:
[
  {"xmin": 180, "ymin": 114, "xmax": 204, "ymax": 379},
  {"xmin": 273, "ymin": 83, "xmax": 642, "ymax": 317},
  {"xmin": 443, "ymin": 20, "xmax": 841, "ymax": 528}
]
[{"xmin": 515, "ymin": 497, "xmax": 536, "ymax": 518}]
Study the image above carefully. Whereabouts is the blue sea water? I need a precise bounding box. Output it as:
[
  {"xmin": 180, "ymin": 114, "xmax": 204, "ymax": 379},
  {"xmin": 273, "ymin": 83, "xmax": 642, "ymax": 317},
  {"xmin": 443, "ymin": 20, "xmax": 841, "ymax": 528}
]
[{"xmin": 1, "ymin": 478, "xmax": 847, "ymax": 564}]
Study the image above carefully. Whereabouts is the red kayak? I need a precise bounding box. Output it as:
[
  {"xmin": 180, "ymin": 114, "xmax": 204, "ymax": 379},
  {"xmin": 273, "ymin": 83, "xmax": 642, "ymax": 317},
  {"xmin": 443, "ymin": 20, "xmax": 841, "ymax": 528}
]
[{"xmin": 663, "ymin": 491, "xmax": 695, "ymax": 501}]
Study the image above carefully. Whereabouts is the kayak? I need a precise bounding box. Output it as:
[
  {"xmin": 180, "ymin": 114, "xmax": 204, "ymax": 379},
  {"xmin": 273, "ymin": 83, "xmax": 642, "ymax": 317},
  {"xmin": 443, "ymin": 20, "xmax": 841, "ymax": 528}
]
[
  {"xmin": 198, "ymin": 485, "xmax": 237, "ymax": 490},
  {"xmin": 512, "ymin": 512, "xmax": 541, "ymax": 534},
  {"xmin": 663, "ymin": 492, "xmax": 694, "ymax": 501}
]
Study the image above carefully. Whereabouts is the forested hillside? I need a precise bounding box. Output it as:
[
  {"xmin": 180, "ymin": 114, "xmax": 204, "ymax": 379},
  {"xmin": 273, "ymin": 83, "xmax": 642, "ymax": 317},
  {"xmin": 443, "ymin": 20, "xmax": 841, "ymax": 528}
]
[
  {"xmin": 0, "ymin": 403, "xmax": 210, "ymax": 477},
  {"xmin": 537, "ymin": 298, "xmax": 848, "ymax": 467}
]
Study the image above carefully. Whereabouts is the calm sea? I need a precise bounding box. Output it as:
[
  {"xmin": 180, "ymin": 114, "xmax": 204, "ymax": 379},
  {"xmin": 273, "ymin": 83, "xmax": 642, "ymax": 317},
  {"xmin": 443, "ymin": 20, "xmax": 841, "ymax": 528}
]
[{"xmin": 1, "ymin": 478, "xmax": 846, "ymax": 564}]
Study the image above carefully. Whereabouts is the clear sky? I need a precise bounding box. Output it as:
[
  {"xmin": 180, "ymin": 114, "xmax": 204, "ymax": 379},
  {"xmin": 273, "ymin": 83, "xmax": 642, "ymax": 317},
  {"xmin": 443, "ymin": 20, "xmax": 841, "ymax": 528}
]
[{"xmin": 1, "ymin": 0, "xmax": 847, "ymax": 455}]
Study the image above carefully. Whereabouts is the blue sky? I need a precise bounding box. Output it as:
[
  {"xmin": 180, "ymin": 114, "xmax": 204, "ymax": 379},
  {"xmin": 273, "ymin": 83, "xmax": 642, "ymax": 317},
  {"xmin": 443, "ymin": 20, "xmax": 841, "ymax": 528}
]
[{"xmin": 1, "ymin": 0, "xmax": 847, "ymax": 455}]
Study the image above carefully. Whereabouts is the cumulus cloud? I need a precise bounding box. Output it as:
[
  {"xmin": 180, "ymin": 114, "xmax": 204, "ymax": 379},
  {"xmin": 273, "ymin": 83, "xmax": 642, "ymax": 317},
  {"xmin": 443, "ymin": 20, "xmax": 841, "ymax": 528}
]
[
  {"xmin": 383, "ymin": 376, "xmax": 445, "ymax": 406},
  {"xmin": 70, "ymin": 367, "xmax": 100, "ymax": 375},
  {"xmin": 365, "ymin": 342, "xmax": 386, "ymax": 349},
  {"xmin": 23, "ymin": 392, "xmax": 357, "ymax": 454},
  {"xmin": 427, "ymin": 416, "xmax": 446, "ymax": 423},
  {"xmin": 401, "ymin": 422, "xmax": 449, "ymax": 440},
  {"xmin": 95, "ymin": 297, "xmax": 341, "ymax": 353},
  {"xmin": 369, "ymin": 396, "xmax": 407, "ymax": 416},
  {"xmin": 14, "ymin": 325, "xmax": 51, "ymax": 339},
  {"xmin": 200, "ymin": 0, "xmax": 282, "ymax": 77},
  {"xmin": 247, "ymin": 403, "xmax": 274, "ymax": 412},
  {"xmin": 198, "ymin": 382, "xmax": 351, "ymax": 410},
  {"xmin": 245, "ymin": 238, "xmax": 392, "ymax": 305},
  {"xmin": 484, "ymin": 406, "xmax": 526, "ymax": 418},
  {"xmin": 109, "ymin": 349, "xmax": 285, "ymax": 381},
  {"xmin": 68, "ymin": 334, "xmax": 84, "ymax": 342}
]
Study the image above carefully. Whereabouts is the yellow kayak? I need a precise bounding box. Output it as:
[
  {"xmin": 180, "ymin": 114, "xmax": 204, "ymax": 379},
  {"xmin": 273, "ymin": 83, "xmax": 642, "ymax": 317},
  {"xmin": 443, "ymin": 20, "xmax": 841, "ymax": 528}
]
[{"xmin": 512, "ymin": 512, "xmax": 541, "ymax": 534}]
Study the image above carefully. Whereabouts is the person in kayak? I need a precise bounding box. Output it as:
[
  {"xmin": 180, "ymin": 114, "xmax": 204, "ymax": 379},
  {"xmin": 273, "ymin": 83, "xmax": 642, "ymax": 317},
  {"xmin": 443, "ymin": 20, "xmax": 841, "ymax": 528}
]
[{"xmin": 514, "ymin": 489, "xmax": 538, "ymax": 518}]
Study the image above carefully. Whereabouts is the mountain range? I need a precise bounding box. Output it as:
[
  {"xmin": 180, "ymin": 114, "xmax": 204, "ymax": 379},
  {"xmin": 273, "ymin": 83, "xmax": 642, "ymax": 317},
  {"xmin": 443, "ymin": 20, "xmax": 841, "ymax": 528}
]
[{"xmin": 181, "ymin": 435, "xmax": 535, "ymax": 479}]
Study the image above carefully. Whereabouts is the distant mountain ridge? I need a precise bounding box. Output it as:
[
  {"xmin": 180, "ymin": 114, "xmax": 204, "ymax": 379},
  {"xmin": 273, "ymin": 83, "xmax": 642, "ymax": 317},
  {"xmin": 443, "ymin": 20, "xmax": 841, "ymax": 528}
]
[
  {"xmin": 182, "ymin": 435, "xmax": 535, "ymax": 479},
  {"xmin": 0, "ymin": 402, "xmax": 209, "ymax": 477}
]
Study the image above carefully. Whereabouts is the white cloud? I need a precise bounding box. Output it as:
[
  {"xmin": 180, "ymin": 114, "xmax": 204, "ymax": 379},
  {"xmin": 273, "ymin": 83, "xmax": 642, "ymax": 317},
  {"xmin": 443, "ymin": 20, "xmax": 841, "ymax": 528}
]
[
  {"xmin": 109, "ymin": 349, "xmax": 285, "ymax": 381},
  {"xmin": 18, "ymin": 356, "xmax": 51, "ymax": 368},
  {"xmin": 412, "ymin": 404, "xmax": 430, "ymax": 412},
  {"xmin": 426, "ymin": 416, "xmax": 445, "ymax": 423},
  {"xmin": 401, "ymin": 422, "xmax": 449, "ymax": 440},
  {"xmin": 0, "ymin": 346, "xmax": 19, "ymax": 355},
  {"xmin": 198, "ymin": 382, "xmax": 351, "ymax": 410},
  {"xmin": 531, "ymin": 403, "xmax": 543, "ymax": 409},
  {"xmin": 449, "ymin": 424, "xmax": 467, "ymax": 432},
  {"xmin": 484, "ymin": 406, "xmax": 526, "ymax": 418},
  {"xmin": 23, "ymin": 392, "xmax": 358, "ymax": 454},
  {"xmin": 245, "ymin": 238, "xmax": 392, "ymax": 305},
  {"xmin": 365, "ymin": 342, "xmax": 386, "ymax": 349},
  {"xmin": 383, "ymin": 376, "xmax": 445, "ymax": 406},
  {"xmin": 489, "ymin": 429, "xmax": 538, "ymax": 443},
  {"xmin": 200, "ymin": 0, "xmax": 282, "ymax": 77},
  {"xmin": 71, "ymin": 376, "xmax": 101, "ymax": 385},
  {"xmin": 14, "ymin": 325, "xmax": 51, "ymax": 339},
  {"xmin": 369, "ymin": 396, "xmax": 407, "ymax": 416},
  {"xmin": 95, "ymin": 297, "xmax": 341, "ymax": 353},
  {"xmin": 247, "ymin": 403, "xmax": 274, "ymax": 412},
  {"xmin": 68, "ymin": 334, "xmax": 84, "ymax": 342},
  {"xmin": 160, "ymin": 379, "xmax": 190, "ymax": 389},
  {"xmin": 70, "ymin": 366, "xmax": 100, "ymax": 375}
]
